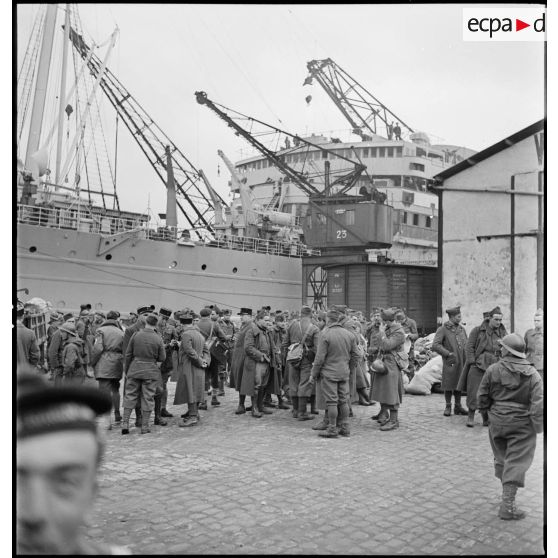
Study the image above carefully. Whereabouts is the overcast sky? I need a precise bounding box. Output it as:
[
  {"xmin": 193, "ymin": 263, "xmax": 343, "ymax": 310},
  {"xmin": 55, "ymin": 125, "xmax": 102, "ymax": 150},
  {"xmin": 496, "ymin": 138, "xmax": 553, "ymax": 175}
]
[{"xmin": 16, "ymin": 3, "xmax": 545, "ymax": 221}]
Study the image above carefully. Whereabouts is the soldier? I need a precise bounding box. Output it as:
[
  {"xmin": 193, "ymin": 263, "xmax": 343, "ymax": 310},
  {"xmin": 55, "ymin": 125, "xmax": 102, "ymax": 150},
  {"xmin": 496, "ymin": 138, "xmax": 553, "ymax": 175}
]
[
  {"xmin": 366, "ymin": 308, "xmax": 382, "ymax": 410},
  {"xmin": 16, "ymin": 372, "xmax": 130, "ymax": 555},
  {"xmin": 432, "ymin": 306, "xmax": 469, "ymax": 417},
  {"xmin": 308, "ymin": 308, "xmax": 359, "ymax": 438},
  {"xmin": 477, "ymin": 334, "xmax": 543, "ymax": 520},
  {"xmin": 266, "ymin": 313, "xmax": 289, "ymax": 409},
  {"xmin": 220, "ymin": 309, "xmax": 237, "ymax": 392},
  {"xmin": 370, "ymin": 308, "xmax": 407, "ymax": 431},
  {"xmin": 61, "ymin": 323, "xmax": 87, "ymax": 385},
  {"xmin": 174, "ymin": 313, "xmax": 209, "ymax": 427},
  {"xmin": 461, "ymin": 306, "xmax": 507, "ymax": 427},
  {"xmin": 156, "ymin": 307, "xmax": 176, "ymax": 421},
  {"xmin": 241, "ymin": 310, "xmax": 275, "ymax": 418},
  {"xmin": 122, "ymin": 306, "xmax": 152, "ymax": 427},
  {"xmin": 524, "ymin": 309, "xmax": 543, "ymax": 379},
  {"xmin": 47, "ymin": 321, "xmax": 72, "ymax": 386},
  {"xmin": 91, "ymin": 310, "xmax": 124, "ymax": 429},
  {"xmin": 282, "ymin": 305, "xmax": 320, "ymax": 420},
  {"xmin": 197, "ymin": 307, "xmax": 229, "ymax": 408},
  {"xmin": 122, "ymin": 313, "xmax": 166, "ymax": 434},
  {"xmin": 16, "ymin": 302, "xmax": 40, "ymax": 371},
  {"xmin": 231, "ymin": 308, "xmax": 254, "ymax": 414},
  {"xmin": 395, "ymin": 309, "xmax": 419, "ymax": 378}
]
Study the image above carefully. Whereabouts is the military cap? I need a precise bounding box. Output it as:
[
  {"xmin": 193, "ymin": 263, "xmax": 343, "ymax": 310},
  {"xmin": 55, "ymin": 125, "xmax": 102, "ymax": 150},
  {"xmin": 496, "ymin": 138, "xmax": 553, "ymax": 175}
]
[
  {"xmin": 499, "ymin": 333, "xmax": 526, "ymax": 359},
  {"xmin": 80, "ymin": 303, "xmax": 92, "ymax": 311},
  {"xmin": 149, "ymin": 305, "xmax": 156, "ymax": 311},
  {"xmin": 63, "ymin": 312, "xmax": 74, "ymax": 321},
  {"xmin": 136, "ymin": 306, "xmax": 151, "ymax": 315},
  {"xmin": 17, "ymin": 372, "xmax": 111, "ymax": 440},
  {"xmin": 380, "ymin": 308, "xmax": 396, "ymax": 321},
  {"xmin": 326, "ymin": 308, "xmax": 342, "ymax": 321},
  {"xmin": 106, "ymin": 310, "xmax": 120, "ymax": 320},
  {"xmin": 95, "ymin": 311, "xmax": 106, "ymax": 319},
  {"xmin": 331, "ymin": 304, "xmax": 348, "ymax": 315},
  {"xmin": 482, "ymin": 311, "xmax": 491, "ymax": 319},
  {"xmin": 445, "ymin": 306, "xmax": 461, "ymax": 317},
  {"xmin": 159, "ymin": 307, "xmax": 172, "ymax": 318},
  {"xmin": 237, "ymin": 307, "xmax": 253, "ymax": 316},
  {"xmin": 179, "ymin": 313, "xmax": 193, "ymax": 324},
  {"xmin": 59, "ymin": 322, "xmax": 78, "ymax": 336},
  {"xmin": 300, "ymin": 305, "xmax": 313, "ymax": 315},
  {"xmin": 489, "ymin": 306, "xmax": 503, "ymax": 317},
  {"xmin": 223, "ymin": 309, "xmax": 232, "ymax": 316}
]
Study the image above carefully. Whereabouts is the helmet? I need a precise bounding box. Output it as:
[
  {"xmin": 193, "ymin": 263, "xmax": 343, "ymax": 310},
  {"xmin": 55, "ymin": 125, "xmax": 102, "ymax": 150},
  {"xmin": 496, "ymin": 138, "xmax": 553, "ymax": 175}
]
[
  {"xmin": 59, "ymin": 322, "xmax": 77, "ymax": 336},
  {"xmin": 371, "ymin": 359, "xmax": 387, "ymax": 374},
  {"xmin": 499, "ymin": 333, "xmax": 526, "ymax": 358}
]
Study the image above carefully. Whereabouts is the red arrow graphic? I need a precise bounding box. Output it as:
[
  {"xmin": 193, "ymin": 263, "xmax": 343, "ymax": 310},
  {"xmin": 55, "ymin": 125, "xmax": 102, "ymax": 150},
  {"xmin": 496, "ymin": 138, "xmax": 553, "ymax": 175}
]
[{"xmin": 516, "ymin": 19, "xmax": 530, "ymax": 31}]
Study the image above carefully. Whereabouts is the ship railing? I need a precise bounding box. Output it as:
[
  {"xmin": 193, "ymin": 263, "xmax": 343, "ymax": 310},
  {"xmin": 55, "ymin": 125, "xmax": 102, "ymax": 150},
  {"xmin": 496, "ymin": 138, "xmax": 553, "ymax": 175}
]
[
  {"xmin": 205, "ymin": 234, "xmax": 320, "ymax": 257},
  {"xmin": 396, "ymin": 223, "xmax": 438, "ymax": 242}
]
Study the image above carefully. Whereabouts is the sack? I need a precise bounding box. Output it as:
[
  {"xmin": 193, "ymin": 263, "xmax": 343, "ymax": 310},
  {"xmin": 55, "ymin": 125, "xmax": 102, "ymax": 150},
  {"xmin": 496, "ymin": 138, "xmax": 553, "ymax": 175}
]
[
  {"xmin": 209, "ymin": 339, "xmax": 228, "ymax": 365},
  {"xmin": 286, "ymin": 343, "xmax": 304, "ymax": 364},
  {"xmin": 393, "ymin": 350, "xmax": 409, "ymax": 370}
]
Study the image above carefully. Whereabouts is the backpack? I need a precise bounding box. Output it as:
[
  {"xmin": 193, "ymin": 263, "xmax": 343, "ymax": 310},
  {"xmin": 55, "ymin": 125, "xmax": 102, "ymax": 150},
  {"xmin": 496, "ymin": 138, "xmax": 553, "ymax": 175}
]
[{"xmin": 286, "ymin": 322, "xmax": 312, "ymax": 365}]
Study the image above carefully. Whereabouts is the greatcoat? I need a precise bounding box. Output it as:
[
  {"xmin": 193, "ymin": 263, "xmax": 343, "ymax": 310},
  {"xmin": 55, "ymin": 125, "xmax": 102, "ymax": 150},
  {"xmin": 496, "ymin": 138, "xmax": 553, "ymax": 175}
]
[
  {"xmin": 174, "ymin": 325, "xmax": 209, "ymax": 405},
  {"xmin": 240, "ymin": 322, "xmax": 274, "ymax": 397},
  {"xmin": 230, "ymin": 320, "xmax": 252, "ymax": 390},
  {"xmin": 370, "ymin": 322, "xmax": 406, "ymax": 407},
  {"xmin": 91, "ymin": 320, "xmax": 124, "ymax": 380},
  {"xmin": 432, "ymin": 320, "xmax": 468, "ymax": 391}
]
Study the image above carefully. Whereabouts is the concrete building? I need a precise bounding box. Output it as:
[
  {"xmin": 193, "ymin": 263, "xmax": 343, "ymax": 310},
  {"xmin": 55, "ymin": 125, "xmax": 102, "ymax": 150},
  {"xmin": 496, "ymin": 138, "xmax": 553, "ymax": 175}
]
[{"xmin": 433, "ymin": 120, "xmax": 544, "ymax": 335}]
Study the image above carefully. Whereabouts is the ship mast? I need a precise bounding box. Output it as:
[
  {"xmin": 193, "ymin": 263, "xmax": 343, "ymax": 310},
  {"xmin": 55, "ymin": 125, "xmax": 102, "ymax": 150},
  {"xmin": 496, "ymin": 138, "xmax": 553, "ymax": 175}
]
[{"xmin": 25, "ymin": 4, "xmax": 57, "ymax": 180}]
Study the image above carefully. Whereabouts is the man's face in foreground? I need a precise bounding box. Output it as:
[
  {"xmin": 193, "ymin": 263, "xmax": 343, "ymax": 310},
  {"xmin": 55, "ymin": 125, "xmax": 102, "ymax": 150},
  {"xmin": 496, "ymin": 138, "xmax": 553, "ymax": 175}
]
[{"xmin": 17, "ymin": 430, "xmax": 99, "ymax": 554}]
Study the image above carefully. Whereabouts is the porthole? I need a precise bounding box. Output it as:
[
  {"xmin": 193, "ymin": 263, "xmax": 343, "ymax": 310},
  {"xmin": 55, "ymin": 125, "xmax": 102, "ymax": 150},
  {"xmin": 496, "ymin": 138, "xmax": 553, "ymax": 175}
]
[
  {"xmin": 105, "ymin": 254, "xmax": 112, "ymax": 261},
  {"xmin": 201, "ymin": 264, "xmax": 207, "ymax": 270},
  {"xmin": 29, "ymin": 246, "xmax": 37, "ymax": 253},
  {"xmin": 232, "ymin": 267, "xmax": 238, "ymax": 274},
  {"xmin": 169, "ymin": 261, "xmax": 177, "ymax": 269},
  {"xmin": 105, "ymin": 240, "xmax": 110, "ymax": 246},
  {"xmin": 128, "ymin": 256, "xmax": 135, "ymax": 264}
]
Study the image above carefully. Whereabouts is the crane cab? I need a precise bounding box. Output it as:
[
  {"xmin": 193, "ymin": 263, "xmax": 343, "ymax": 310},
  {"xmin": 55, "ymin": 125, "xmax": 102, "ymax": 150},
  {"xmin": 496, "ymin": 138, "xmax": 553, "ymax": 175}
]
[{"xmin": 303, "ymin": 195, "xmax": 394, "ymax": 249}]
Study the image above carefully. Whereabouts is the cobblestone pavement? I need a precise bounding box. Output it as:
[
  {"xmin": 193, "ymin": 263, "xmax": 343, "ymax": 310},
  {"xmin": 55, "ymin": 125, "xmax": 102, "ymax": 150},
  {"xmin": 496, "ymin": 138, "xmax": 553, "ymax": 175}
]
[{"xmin": 86, "ymin": 381, "xmax": 545, "ymax": 555}]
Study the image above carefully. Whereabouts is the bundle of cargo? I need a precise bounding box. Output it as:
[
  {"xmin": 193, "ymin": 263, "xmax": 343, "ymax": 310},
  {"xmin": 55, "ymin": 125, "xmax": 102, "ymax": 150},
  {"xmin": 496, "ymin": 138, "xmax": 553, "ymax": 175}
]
[{"xmin": 404, "ymin": 354, "xmax": 443, "ymax": 395}]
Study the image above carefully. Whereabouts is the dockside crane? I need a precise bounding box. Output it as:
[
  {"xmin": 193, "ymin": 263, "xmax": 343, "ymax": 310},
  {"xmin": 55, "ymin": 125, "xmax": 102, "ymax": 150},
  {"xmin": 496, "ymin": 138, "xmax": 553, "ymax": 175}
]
[
  {"xmin": 304, "ymin": 58, "xmax": 414, "ymax": 141},
  {"xmin": 68, "ymin": 27, "xmax": 225, "ymax": 238},
  {"xmin": 195, "ymin": 91, "xmax": 393, "ymax": 251}
]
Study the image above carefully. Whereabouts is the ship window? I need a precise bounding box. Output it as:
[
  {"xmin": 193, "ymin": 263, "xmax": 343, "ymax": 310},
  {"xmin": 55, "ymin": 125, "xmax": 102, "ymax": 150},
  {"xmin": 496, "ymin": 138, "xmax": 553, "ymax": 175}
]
[
  {"xmin": 232, "ymin": 267, "xmax": 238, "ymax": 273},
  {"xmin": 345, "ymin": 210, "xmax": 355, "ymax": 225},
  {"xmin": 379, "ymin": 147, "xmax": 385, "ymax": 157},
  {"xmin": 425, "ymin": 216, "xmax": 432, "ymax": 228},
  {"xmin": 402, "ymin": 212, "xmax": 407, "ymax": 224},
  {"xmin": 410, "ymin": 163, "xmax": 425, "ymax": 172},
  {"xmin": 262, "ymin": 160, "xmax": 268, "ymax": 168},
  {"xmin": 370, "ymin": 148, "xmax": 377, "ymax": 158},
  {"xmin": 256, "ymin": 161, "xmax": 261, "ymax": 170},
  {"xmin": 29, "ymin": 246, "xmax": 37, "ymax": 253},
  {"xmin": 201, "ymin": 264, "xmax": 207, "ymax": 270},
  {"xmin": 387, "ymin": 147, "xmax": 394, "ymax": 158},
  {"xmin": 105, "ymin": 254, "xmax": 112, "ymax": 261},
  {"xmin": 413, "ymin": 214, "xmax": 419, "ymax": 226},
  {"xmin": 395, "ymin": 147, "xmax": 402, "ymax": 157},
  {"xmin": 345, "ymin": 149, "xmax": 353, "ymax": 158},
  {"xmin": 322, "ymin": 151, "xmax": 328, "ymax": 159},
  {"xmin": 362, "ymin": 148, "xmax": 369, "ymax": 157}
]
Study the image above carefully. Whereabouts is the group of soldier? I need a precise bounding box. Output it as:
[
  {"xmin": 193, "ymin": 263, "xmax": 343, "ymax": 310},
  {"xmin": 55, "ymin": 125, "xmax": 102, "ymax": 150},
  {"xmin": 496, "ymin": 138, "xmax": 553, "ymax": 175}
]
[{"xmin": 16, "ymin": 298, "xmax": 544, "ymax": 521}]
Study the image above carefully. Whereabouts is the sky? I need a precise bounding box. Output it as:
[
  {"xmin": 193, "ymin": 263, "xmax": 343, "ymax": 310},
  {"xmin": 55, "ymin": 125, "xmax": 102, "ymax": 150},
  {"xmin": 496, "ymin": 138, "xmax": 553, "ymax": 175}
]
[{"xmin": 16, "ymin": 3, "xmax": 545, "ymax": 222}]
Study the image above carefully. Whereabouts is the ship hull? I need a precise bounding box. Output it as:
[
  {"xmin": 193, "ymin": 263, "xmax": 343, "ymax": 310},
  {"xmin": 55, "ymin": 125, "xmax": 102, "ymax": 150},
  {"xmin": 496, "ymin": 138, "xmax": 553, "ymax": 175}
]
[{"xmin": 17, "ymin": 224, "xmax": 303, "ymax": 313}]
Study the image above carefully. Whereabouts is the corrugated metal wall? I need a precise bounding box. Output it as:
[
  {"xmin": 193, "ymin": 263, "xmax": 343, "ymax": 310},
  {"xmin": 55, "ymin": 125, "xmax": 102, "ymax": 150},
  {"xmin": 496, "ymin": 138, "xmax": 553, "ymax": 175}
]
[{"xmin": 326, "ymin": 263, "xmax": 438, "ymax": 334}]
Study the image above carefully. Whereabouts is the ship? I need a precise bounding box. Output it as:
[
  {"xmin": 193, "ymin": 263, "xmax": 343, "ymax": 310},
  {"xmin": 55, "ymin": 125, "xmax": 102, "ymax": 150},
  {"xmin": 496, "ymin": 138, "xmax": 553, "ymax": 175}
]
[{"xmin": 16, "ymin": 5, "xmax": 318, "ymax": 315}]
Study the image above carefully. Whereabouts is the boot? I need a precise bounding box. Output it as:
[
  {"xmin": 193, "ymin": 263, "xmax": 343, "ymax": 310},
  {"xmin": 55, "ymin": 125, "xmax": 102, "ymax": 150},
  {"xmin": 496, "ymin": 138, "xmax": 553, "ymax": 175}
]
[
  {"xmin": 499, "ymin": 483, "xmax": 526, "ymax": 520},
  {"xmin": 466, "ymin": 410, "xmax": 475, "ymax": 427},
  {"xmin": 160, "ymin": 408, "xmax": 174, "ymax": 418},
  {"xmin": 218, "ymin": 377, "xmax": 225, "ymax": 397},
  {"xmin": 312, "ymin": 419, "xmax": 329, "ymax": 431},
  {"xmin": 263, "ymin": 392, "xmax": 276, "ymax": 408},
  {"xmin": 258, "ymin": 390, "xmax": 272, "ymax": 414},
  {"xmin": 154, "ymin": 397, "xmax": 167, "ymax": 426},
  {"xmin": 277, "ymin": 395, "xmax": 289, "ymax": 410},
  {"xmin": 380, "ymin": 410, "xmax": 399, "ymax": 431},
  {"xmin": 318, "ymin": 425, "xmax": 338, "ymax": 438},
  {"xmin": 338, "ymin": 426, "xmax": 351, "ymax": 437},
  {"xmin": 121, "ymin": 408, "xmax": 132, "ymax": 435},
  {"xmin": 181, "ymin": 411, "xmax": 190, "ymax": 419},
  {"xmin": 140, "ymin": 411, "xmax": 151, "ymax": 434},
  {"xmin": 357, "ymin": 388, "xmax": 372, "ymax": 406},
  {"xmin": 179, "ymin": 414, "xmax": 199, "ymax": 427},
  {"xmin": 310, "ymin": 394, "xmax": 319, "ymax": 414},
  {"xmin": 114, "ymin": 410, "xmax": 122, "ymax": 423},
  {"xmin": 481, "ymin": 410, "xmax": 490, "ymax": 426},
  {"xmin": 453, "ymin": 403, "xmax": 468, "ymax": 416},
  {"xmin": 378, "ymin": 412, "xmax": 391, "ymax": 426},
  {"xmin": 211, "ymin": 395, "xmax": 221, "ymax": 406},
  {"xmin": 134, "ymin": 407, "xmax": 142, "ymax": 427},
  {"xmin": 235, "ymin": 404, "xmax": 246, "ymax": 415},
  {"xmin": 251, "ymin": 392, "xmax": 262, "ymax": 418},
  {"xmin": 297, "ymin": 396, "xmax": 314, "ymax": 421},
  {"xmin": 443, "ymin": 404, "xmax": 452, "ymax": 417},
  {"xmin": 291, "ymin": 396, "xmax": 299, "ymax": 419},
  {"xmin": 199, "ymin": 400, "xmax": 208, "ymax": 410}
]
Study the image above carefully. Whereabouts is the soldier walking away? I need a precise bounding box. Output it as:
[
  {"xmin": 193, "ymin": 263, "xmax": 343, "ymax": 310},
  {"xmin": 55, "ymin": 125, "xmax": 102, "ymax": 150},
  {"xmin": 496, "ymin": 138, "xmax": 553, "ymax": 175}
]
[
  {"xmin": 16, "ymin": 372, "xmax": 130, "ymax": 555},
  {"xmin": 432, "ymin": 306, "xmax": 469, "ymax": 417},
  {"xmin": 477, "ymin": 334, "xmax": 543, "ymax": 520},
  {"xmin": 91, "ymin": 310, "xmax": 124, "ymax": 429},
  {"xmin": 283, "ymin": 305, "xmax": 320, "ymax": 421},
  {"xmin": 308, "ymin": 308, "xmax": 359, "ymax": 438},
  {"xmin": 122, "ymin": 313, "xmax": 166, "ymax": 434},
  {"xmin": 175, "ymin": 312, "xmax": 209, "ymax": 427},
  {"xmin": 61, "ymin": 323, "xmax": 88, "ymax": 385},
  {"xmin": 48, "ymin": 318, "xmax": 73, "ymax": 386},
  {"xmin": 370, "ymin": 309, "xmax": 407, "ymax": 431},
  {"xmin": 460, "ymin": 307, "xmax": 507, "ymax": 427},
  {"xmin": 122, "ymin": 305, "xmax": 152, "ymax": 427},
  {"xmin": 524, "ymin": 309, "xmax": 544, "ymax": 380},
  {"xmin": 16, "ymin": 301, "xmax": 40, "ymax": 371}
]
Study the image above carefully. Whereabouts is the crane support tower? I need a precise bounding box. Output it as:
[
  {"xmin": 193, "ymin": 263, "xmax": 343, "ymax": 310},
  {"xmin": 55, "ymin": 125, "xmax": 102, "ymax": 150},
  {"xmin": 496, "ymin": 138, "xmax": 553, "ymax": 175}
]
[{"xmin": 304, "ymin": 58, "xmax": 414, "ymax": 141}]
